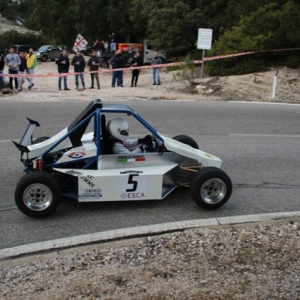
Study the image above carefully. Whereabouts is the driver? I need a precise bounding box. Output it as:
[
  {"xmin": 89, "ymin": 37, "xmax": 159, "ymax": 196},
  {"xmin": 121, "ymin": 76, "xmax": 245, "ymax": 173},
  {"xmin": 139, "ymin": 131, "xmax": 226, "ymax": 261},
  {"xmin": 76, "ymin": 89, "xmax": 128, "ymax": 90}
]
[{"xmin": 107, "ymin": 118, "xmax": 154, "ymax": 154}]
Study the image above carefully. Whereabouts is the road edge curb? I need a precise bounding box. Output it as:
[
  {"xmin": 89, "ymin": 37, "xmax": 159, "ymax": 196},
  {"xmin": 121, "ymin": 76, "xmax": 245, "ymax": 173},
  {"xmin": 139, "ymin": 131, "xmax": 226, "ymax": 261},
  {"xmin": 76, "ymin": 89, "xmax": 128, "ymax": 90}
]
[{"xmin": 1, "ymin": 211, "xmax": 300, "ymax": 260}]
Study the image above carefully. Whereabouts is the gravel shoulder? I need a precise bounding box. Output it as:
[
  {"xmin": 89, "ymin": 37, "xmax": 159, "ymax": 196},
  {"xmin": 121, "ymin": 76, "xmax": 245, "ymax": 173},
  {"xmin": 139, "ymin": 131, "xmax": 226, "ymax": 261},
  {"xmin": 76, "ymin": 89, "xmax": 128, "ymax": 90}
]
[{"xmin": 1, "ymin": 218, "xmax": 300, "ymax": 299}]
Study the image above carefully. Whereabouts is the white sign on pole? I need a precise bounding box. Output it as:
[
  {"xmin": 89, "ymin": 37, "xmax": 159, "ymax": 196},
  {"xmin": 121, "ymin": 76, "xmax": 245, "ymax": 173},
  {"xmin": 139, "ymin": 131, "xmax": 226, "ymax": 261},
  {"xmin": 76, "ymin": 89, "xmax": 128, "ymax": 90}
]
[{"xmin": 197, "ymin": 28, "xmax": 213, "ymax": 50}]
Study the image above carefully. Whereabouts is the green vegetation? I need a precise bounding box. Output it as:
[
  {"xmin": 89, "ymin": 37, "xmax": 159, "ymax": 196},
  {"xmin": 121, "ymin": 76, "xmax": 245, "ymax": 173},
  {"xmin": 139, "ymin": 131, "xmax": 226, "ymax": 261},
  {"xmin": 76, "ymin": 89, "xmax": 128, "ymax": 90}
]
[
  {"xmin": 0, "ymin": 30, "xmax": 47, "ymax": 52},
  {"xmin": 0, "ymin": 0, "xmax": 299, "ymax": 75}
]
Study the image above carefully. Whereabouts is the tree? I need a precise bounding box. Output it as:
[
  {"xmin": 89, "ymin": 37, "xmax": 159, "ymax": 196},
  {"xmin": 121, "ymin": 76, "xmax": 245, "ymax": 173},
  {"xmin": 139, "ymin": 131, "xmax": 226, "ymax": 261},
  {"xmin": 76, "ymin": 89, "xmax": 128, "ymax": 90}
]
[
  {"xmin": 130, "ymin": 0, "xmax": 203, "ymax": 56},
  {"xmin": 27, "ymin": 0, "xmax": 76, "ymax": 46},
  {"xmin": 206, "ymin": 1, "xmax": 300, "ymax": 75}
]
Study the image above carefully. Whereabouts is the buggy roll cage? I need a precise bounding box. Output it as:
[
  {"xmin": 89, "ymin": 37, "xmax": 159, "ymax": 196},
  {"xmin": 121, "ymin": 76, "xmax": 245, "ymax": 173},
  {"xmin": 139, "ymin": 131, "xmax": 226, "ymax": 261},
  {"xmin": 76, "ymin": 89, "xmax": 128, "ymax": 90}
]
[{"xmin": 13, "ymin": 99, "xmax": 165, "ymax": 169}]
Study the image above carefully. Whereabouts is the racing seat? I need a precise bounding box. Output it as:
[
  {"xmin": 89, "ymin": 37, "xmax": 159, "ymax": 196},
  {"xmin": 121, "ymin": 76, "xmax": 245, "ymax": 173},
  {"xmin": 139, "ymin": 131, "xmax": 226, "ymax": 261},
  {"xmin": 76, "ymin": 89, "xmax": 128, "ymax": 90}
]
[{"xmin": 100, "ymin": 114, "xmax": 115, "ymax": 154}]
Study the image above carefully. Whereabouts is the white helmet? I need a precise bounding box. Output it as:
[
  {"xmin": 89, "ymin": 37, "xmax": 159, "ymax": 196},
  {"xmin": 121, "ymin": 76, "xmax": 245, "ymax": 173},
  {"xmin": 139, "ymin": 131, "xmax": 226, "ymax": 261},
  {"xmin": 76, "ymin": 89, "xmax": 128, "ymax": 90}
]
[{"xmin": 107, "ymin": 118, "xmax": 129, "ymax": 142}]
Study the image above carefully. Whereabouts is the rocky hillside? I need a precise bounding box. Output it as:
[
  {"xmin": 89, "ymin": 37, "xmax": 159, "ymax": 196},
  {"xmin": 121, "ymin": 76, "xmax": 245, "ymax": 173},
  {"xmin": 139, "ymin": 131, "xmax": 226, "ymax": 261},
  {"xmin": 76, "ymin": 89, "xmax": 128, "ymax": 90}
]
[{"xmin": 0, "ymin": 15, "xmax": 33, "ymax": 34}]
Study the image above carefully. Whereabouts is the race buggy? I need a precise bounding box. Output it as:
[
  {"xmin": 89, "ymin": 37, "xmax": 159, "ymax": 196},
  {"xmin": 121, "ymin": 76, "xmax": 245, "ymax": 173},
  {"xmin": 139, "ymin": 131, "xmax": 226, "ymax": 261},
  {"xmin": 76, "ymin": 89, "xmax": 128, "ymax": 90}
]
[{"xmin": 13, "ymin": 99, "xmax": 232, "ymax": 218}]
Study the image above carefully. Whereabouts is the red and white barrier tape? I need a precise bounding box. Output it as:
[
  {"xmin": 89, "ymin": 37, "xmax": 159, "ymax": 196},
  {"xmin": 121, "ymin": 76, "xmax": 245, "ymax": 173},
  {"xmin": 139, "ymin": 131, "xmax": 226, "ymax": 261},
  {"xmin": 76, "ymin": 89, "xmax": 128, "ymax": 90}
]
[{"xmin": 1, "ymin": 48, "xmax": 299, "ymax": 79}]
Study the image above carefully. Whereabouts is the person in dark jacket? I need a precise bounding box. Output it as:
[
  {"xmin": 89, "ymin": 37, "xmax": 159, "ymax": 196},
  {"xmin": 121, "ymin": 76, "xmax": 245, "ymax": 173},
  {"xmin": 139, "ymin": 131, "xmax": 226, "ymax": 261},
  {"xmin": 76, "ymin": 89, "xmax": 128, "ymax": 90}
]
[
  {"xmin": 17, "ymin": 51, "xmax": 27, "ymax": 92},
  {"xmin": 87, "ymin": 50, "xmax": 101, "ymax": 89},
  {"xmin": 130, "ymin": 52, "xmax": 143, "ymax": 87},
  {"xmin": 56, "ymin": 50, "xmax": 70, "ymax": 90},
  {"xmin": 0, "ymin": 50, "xmax": 5, "ymax": 89},
  {"xmin": 110, "ymin": 50, "xmax": 125, "ymax": 87},
  {"xmin": 71, "ymin": 51, "xmax": 86, "ymax": 89},
  {"xmin": 110, "ymin": 32, "xmax": 118, "ymax": 52}
]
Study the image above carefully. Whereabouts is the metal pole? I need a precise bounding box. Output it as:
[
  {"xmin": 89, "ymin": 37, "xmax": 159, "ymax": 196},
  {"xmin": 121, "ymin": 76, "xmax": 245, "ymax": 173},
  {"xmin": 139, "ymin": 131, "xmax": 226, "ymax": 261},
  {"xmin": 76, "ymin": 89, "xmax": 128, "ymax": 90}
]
[
  {"xmin": 271, "ymin": 68, "xmax": 278, "ymax": 99},
  {"xmin": 200, "ymin": 49, "xmax": 205, "ymax": 79}
]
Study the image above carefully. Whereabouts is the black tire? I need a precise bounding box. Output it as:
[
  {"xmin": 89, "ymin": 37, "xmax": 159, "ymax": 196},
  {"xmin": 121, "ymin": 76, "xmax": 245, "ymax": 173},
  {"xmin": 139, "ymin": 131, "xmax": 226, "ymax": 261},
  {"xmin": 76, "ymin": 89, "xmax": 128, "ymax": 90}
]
[
  {"xmin": 41, "ymin": 55, "xmax": 48, "ymax": 62},
  {"xmin": 190, "ymin": 167, "xmax": 232, "ymax": 210},
  {"xmin": 32, "ymin": 136, "xmax": 50, "ymax": 144},
  {"xmin": 50, "ymin": 59, "xmax": 55, "ymax": 61},
  {"xmin": 15, "ymin": 171, "xmax": 61, "ymax": 218},
  {"xmin": 172, "ymin": 135, "xmax": 199, "ymax": 149}
]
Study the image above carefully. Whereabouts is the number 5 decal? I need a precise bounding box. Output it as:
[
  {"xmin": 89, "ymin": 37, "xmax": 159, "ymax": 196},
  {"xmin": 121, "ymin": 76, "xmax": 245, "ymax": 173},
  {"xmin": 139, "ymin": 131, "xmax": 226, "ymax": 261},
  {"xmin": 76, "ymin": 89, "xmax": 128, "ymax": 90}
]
[
  {"xmin": 126, "ymin": 174, "xmax": 138, "ymax": 192},
  {"xmin": 119, "ymin": 172, "xmax": 146, "ymax": 200}
]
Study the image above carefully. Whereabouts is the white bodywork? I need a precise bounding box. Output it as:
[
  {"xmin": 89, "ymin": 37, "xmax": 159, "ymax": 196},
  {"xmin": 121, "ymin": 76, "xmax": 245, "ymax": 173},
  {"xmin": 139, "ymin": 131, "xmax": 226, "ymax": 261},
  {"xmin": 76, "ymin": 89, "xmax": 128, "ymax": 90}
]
[
  {"xmin": 25, "ymin": 127, "xmax": 73, "ymax": 160},
  {"xmin": 51, "ymin": 132, "xmax": 222, "ymax": 202},
  {"xmin": 162, "ymin": 136, "xmax": 221, "ymax": 168}
]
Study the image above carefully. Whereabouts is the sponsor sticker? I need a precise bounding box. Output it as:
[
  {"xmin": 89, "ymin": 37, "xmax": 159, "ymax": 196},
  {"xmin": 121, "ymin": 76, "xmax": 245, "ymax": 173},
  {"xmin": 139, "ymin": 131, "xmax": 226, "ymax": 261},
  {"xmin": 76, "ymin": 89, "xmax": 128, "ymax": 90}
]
[
  {"xmin": 117, "ymin": 155, "xmax": 145, "ymax": 163},
  {"xmin": 68, "ymin": 147, "xmax": 86, "ymax": 159},
  {"xmin": 120, "ymin": 170, "xmax": 143, "ymax": 174},
  {"xmin": 65, "ymin": 170, "xmax": 83, "ymax": 176},
  {"xmin": 79, "ymin": 189, "xmax": 102, "ymax": 200},
  {"xmin": 79, "ymin": 175, "xmax": 95, "ymax": 188},
  {"xmin": 203, "ymin": 153, "xmax": 215, "ymax": 159}
]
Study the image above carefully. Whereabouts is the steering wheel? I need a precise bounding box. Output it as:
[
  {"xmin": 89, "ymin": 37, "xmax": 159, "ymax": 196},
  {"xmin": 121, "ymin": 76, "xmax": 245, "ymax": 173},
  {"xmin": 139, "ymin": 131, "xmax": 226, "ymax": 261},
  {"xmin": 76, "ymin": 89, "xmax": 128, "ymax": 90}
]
[{"xmin": 147, "ymin": 137, "xmax": 157, "ymax": 152}]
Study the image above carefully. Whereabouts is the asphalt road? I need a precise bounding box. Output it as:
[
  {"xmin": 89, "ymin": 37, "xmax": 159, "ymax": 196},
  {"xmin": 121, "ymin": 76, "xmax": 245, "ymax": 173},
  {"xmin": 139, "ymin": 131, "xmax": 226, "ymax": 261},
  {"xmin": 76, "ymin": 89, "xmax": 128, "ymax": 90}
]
[{"xmin": 1, "ymin": 99, "xmax": 300, "ymax": 249}]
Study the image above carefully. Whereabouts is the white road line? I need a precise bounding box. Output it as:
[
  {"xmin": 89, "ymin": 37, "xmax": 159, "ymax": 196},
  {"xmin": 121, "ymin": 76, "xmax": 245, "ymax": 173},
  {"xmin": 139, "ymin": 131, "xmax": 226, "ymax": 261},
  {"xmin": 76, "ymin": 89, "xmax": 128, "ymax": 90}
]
[
  {"xmin": 229, "ymin": 134, "xmax": 300, "ymax": 138},
  {"xmin": 1, "ymin": 211, "xmax": 299, "ymax": 260},
  {"xmin": 229, "ymin": 101, "xmax": 300, "ymax": 106},
  {"xmin": 0, "ymin": 140, "xmax": 15, "ymax": 143},
  {"xmin": 161, "ymin": 100, "xmax": 195, "ymax": 102}
]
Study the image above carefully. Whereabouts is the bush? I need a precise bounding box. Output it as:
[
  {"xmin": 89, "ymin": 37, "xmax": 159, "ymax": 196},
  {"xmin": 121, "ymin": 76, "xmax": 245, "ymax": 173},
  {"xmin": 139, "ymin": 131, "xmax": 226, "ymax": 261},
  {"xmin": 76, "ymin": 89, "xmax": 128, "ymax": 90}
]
[
  {"xmin": 0, "ymin": 30, "xmax": 47, "ymax": 52},
  {"xmin": 172, "ymin": 54, "xmax": 198, "ymax": 85},
  {"xmin": 206, "ymin": 55, "xmax": 266, "ymax": 76}
]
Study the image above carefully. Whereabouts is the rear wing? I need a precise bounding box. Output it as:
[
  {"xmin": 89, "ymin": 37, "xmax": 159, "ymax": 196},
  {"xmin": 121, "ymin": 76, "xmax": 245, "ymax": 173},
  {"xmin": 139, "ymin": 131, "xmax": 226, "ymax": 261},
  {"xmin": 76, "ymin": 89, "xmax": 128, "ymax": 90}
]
[{"xmin": 12, "ymin": 117, "xmax": 40, "ymax": 153}]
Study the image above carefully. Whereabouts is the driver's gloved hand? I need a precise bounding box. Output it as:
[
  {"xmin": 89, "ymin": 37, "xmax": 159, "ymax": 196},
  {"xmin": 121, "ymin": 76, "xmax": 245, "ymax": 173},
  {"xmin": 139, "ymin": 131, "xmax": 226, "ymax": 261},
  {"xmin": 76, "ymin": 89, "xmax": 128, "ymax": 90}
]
[
  {"xmin": 143, "ymin": 138, "xmax": 153, "ymax": 148},
  {"xmin": 139, "ymin": 144, "xmax": 148, "ymax": 152},
  {"xmin": 138, "ymin": 135, "xmax": 152, "ymax": 144}
]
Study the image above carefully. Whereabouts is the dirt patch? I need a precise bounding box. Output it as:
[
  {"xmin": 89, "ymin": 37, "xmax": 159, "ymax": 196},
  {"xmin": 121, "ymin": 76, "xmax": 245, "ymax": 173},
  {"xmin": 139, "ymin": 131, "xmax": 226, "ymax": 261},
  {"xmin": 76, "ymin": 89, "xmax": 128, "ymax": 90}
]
[{"xmin": 1, "ymin": 54, "xmax": 300, "ymax": 103}]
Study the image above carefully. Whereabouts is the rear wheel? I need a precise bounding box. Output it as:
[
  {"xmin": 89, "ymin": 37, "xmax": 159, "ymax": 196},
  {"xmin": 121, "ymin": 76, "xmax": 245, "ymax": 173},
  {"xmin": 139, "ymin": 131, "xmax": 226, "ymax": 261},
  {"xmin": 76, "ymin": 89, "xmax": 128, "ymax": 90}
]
[
  {"xmin": 172, "ymin": 135, "xmax": 199, "ymax": 149},
  {"xmin": 190, "ymin": 167, "xmax": 232, "ymax": 209},
  {"xmin": 15, "ymin": 171, "xmax": 61, "ymax": 218}
]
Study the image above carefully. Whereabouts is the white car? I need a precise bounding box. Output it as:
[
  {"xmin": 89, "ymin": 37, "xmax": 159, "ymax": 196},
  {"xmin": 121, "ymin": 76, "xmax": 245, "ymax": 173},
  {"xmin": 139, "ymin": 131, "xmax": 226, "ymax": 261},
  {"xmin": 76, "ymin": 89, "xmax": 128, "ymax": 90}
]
[{"xmin": 13, "ymin": 99, "xmax": 232, "ymax": 218}]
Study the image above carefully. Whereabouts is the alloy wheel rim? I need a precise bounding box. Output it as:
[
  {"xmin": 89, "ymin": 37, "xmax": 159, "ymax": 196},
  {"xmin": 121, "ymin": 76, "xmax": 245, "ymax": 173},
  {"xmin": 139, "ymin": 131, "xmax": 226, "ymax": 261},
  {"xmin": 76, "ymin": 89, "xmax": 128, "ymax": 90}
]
[
  {"xmin": 200, "ymin": 178, "xmax": 226, "ymax": 204},
  {"xmin": 23, "ymin": 184, "xmax": 53, "ymax": 211}
]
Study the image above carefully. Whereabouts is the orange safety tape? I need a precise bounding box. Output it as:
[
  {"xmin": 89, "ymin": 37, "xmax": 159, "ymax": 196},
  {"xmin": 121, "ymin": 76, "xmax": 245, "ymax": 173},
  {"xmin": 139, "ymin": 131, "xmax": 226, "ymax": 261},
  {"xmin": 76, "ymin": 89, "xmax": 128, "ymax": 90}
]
[{"xmin": 1, "ymin": 48, "xmax": 299, "ymax": 79}]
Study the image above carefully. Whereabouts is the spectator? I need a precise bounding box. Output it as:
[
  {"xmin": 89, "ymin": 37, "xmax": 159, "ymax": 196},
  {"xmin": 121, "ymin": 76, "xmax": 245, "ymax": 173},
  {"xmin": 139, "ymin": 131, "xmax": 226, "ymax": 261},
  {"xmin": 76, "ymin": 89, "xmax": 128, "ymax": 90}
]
[
  {"xmin": 110, "ymin": 49, "xmax": 125, "ymax": 87},
  {"xmin": 5, "ymin": 47, "xmax": 21, "ymax": 91},
  {"xmin": 110, "ymin": 32, "xmax": 118, "ymax": 52},
  {"xmin": 56, "ymin": 50, "xmax": 70, "ymax": 91},
  {"xmin": 0, "ymin": 50, "xmax": 5, "ymax": 90},
  {"xmin": 87, "ymin": 50, "xmax": 101, "ymax": 89},
  {"xmin": 26, "ymin": 48, "xmax": 38, "ymax": 90},
  {"xmin": 151, "ymin": 52, "xmax": 162, "ymax": 85},
  {"xmin": 17, "ymin": 51, "xmax": 27, "ymax": 92},
  {"xmin": 98, "ymin": 40, "xmax": 105, "ymax": 51},
  {"xmin": 108, "ymin": 34, "xmax": 112, "ymax": 52},
  {"xmin": 104, "ymin": 40, "xmax": 108, "ymax": 52},
  {"xmin": 71, "ymin": 51, "xmax": 86, "ymax": 90},
  {"xmin": 130, "ymin": 52, "xmax": 143, "ymax": 87},
  {"xmin": 93, "ymin": 39, "xmax": 100, "ymax": 50}
]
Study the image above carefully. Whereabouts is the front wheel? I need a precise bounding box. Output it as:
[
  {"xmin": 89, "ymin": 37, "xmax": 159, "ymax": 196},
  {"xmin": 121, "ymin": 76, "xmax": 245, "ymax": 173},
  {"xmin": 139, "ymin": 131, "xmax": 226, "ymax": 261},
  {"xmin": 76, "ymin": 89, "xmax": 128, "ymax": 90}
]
[
  {"xmin": 190, "ymin": 167, "xmax": 232, "ymax": 210},
  {"xmin": 15, "ymin": 171, "xmax": 61, "ymax": 218},
  {"xmin": 172, "ymin": 135, "xmax": 199, "ymax": 149}
]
